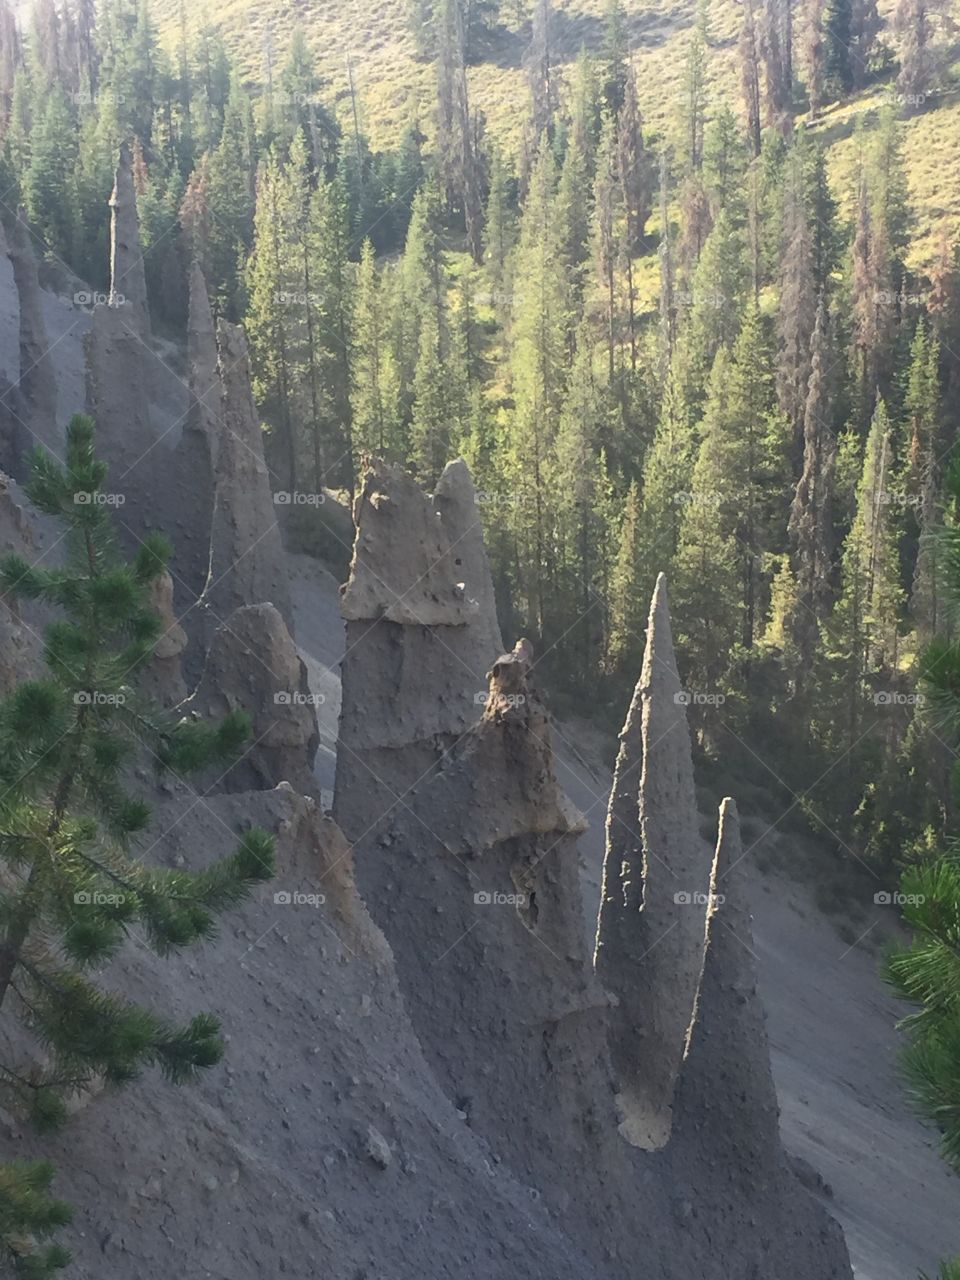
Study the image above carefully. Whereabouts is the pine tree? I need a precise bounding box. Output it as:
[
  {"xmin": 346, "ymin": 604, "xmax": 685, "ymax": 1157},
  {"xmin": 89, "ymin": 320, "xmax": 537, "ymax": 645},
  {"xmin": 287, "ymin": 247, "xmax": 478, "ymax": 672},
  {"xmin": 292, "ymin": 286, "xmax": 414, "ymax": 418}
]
[
  {"xmin": 0, "ymin": 414, "xmax": 274, "ymax": 1139},
  {"xmin": 504, "ymin": 144, "xmax": 569, "ymax": 639},
  {"xmin": 206, "ymin": 73, "xmax": 255, "ymax": 317},
  {"xmin": 759, "ymin": 0, "xmax": 792, "ymax": 136},
  {"xmin": 522, "ymin": 0, "xmax": 555, "ymax": 175},
  {"xmin": 894, "ymin": 0, "xmax": 951, "ymax": 103},
  {"xmin": 730, "ymin": 303, "xmax": 791, "ymax": 648},
  {"xmin": 435, "ymin": 0, "xmax": 484, "ymax": 260},
  {"xmin": 245, "ymin": 150, "xmax": 299, "ymax": 490},
  {"xmin": 22, "ymin": 88, "xmax": 76, "ymax": 259},
  {"xmin": 929, "ymin": 233, "xmax": 960, "ymax": 435},
  {"xmin": 552, "ymin": 322, "xmax": 610, "ymax": 677},
  {"xmin": 0, "ymin": 1160, "xmax": 72, "ymax": 1277},
  {"xmin": 739, "ymin": 0, "xmax": 763, "ymax": 156},
  {"xmin": 410, "ymin": 315, "xmax": 454, "ymax": 484},
  {"xmin": 569, "ymin": 49, "xmax": 602, "ymax": 177},
  {"xmin": 617, "ymin": 63, "xmax": 653, "ymax": 254},
  {"xmin": 410, "ymin": 260, "xmax": 470, "ymax": 485},
  {"xmin": 824, "ymin": 0, "xmax": 853, "ymax": 94},
  {"xmin": 127, "ymin": 0, "xmax": 158, "ymax": 145},
  {"xmin": 680, "ymin": 27, "xmax": 707, "ymax": 171},
  {"xmin": 777, "ymin": 140, "xmax": 817, "ymax": 436},
  {"xmin": 901, "ymin": 322, "xmax": 942, "ymax": 641},
  {"xmin": 684, "ymin": 208, "xmax": 747, "ymax": 392},
  {"xmin": 672, "ymin": 346, "xmax": 745, "ymax": 694},
  {"xmin": 833, "ymin": 397, "xmax": 903, "ymax": 734},
  {"xmin": 302, "ymin": 164, "xmax": 354, "ymax": 491},
  {"xmin": 352, "ymin": 240, "xmax": 400, "ymax": 463},
  {"xmin": 408, "ymin": 0, "xmax": 433, "ymax": 58},
  {"xmin": 636, "ymin": 357, "xmax": 699, "ymax": 605},
  {"xmin": 600, "ymin": 0, "xmax": 628, "ymax": 116},
  {"xmin": 592, "ymin": 112, "xmax": 621, "ymax": 384},
  {"xmin": 807, "ymin": 140, "xmax": 840, "ymax": 291},
  {"xmin": 702, "ymin": 105, "xmax": 749, "ymax": 223},
  {"xmin": 850, "ymin": 0, "xmax": 880, "ymax": 91},
  {"xmin": 891, "ymin": 459, "xmax": 960, "ymax": 1184},
  {"xmin": 555, "ymin": 125, "xmax": 591, "ymax": 289},
  {"xmin": 393, "ymin": 179, "xmax": 446, "ymax": 431},
  {"xmin": 607, "ymin": 478, "xmax": 645, "ymax": 674},
  {"xmin": 890, "ymin": 458, "xmax": 960, "ymax": 1172},
  {"xmin": 5, "ymin": 68, "xmax": 32, "ymax": 180},
  {"xmin": 849, "ymin": 167, "xmax": 886, "ymax": 420},
  {"xmin": 784, "ymin": 297, "xmax": 837, "ymax": 683},
  {"xmin": 483, "ymin": 144, "xmax": 517, "ymax": 293},
  {"xmin": 803, "ymin": 0, "xmax": 826, "ymax": 117}
]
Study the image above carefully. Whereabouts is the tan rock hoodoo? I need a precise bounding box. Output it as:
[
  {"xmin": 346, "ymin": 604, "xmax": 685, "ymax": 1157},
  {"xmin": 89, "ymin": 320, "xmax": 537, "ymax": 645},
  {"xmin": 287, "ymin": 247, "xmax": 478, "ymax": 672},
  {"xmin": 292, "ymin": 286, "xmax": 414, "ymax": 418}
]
[
  {"xmin": 138, "ymin": 569, "xmax": 187, "ymax": 708},
  {"xmin": 173, "ymin": 261, "xmax": 218, "ymax": 603},
  {"xmin": 190, "ymin": 603, "xmax": 318, "ymax": 793},
  {"xmin": 84, "ymin": 147, "xmax": 155, "ymax": 471},
  {"xmin": 203, "ymin": 320, "xmax": 291, "ymax": 631},
  {"xmin": 1, "ymin": 208, "xmax": 57, "ymax": 465},
  {"xmin": 108, "ymin": 141, "xmax": 150, "ymax": 339},
  {"xmin": 335, "ymin": 458, "xmax": 854, "ymax": 1280},
  {"xmin": 672, "ymin": 797, "xmax": 781, "ymax": 1165},
  {"xmin": 596, "ymin": 572, "xmax": 714, "ymax": 1149}
]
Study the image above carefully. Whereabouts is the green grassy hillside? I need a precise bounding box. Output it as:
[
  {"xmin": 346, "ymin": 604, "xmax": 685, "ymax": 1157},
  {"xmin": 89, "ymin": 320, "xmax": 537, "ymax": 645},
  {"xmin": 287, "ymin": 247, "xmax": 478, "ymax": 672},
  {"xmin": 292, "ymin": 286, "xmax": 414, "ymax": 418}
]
[{"xmin": 157, "ymin": 0, "xmax": 960, "ymax": 269}]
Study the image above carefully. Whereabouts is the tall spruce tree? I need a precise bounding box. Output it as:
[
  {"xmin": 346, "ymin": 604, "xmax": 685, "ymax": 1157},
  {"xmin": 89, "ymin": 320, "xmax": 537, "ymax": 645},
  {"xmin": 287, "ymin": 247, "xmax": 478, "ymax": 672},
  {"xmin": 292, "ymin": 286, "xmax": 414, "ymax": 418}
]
[
  {"xmin": 777, "ymin": 139, "xmax": 818, "ymax": 437},
  {"xmin": 504, "ymin": 143, "xmax": 569, "ymax": 639},
  {"xmin": 901, "ymin": 322, "xmax": 943, "ymax": 641},
  {"xmin": 672, "ymin": 346, "xmax": 745, "ymax": 695},
  {"xmin": 351, "ymin": 239, "xmax": 400, "ymax": 463},
  {"xmin": 608, "ymin": 478, "xmax": 645, "ymax": 673},
  {"xmin": 891, "ymin": 457, "xmax": 960, "ymax": 1195},
  {"xmin": 245, "ymin": 149, "xmax": 299, "ymax": 491},
  {"xmin": 833, "ymin": 397, "xmax": 904, "ymax": 734}
]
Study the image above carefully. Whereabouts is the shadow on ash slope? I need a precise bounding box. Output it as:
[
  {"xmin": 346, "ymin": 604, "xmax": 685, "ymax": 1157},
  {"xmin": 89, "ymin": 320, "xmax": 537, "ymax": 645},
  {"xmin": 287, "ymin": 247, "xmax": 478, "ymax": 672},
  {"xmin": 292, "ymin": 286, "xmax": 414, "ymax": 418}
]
[{"xmin": 0, "ymin": 145, "xmax": 951, "ymax": 1280}]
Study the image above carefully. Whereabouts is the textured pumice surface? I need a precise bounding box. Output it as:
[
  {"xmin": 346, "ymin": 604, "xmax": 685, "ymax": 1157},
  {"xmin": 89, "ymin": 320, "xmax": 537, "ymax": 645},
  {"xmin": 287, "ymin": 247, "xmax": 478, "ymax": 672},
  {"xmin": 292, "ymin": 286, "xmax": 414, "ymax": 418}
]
[
  {"xmin": 0, "ymin": 154, "xmax": 932, "ymax": 1279},
  {"xmin": 334, "ymin": 459, "xmax": 853, "ymax": 1279}
]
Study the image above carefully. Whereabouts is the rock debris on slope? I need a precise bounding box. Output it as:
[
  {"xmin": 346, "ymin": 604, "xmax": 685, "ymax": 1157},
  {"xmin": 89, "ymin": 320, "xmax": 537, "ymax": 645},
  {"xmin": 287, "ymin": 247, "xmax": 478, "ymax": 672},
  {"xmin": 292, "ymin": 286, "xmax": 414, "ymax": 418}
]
[{"xmin": 0, "ymin": 153, "xmax": 854, "ymax": 1280}]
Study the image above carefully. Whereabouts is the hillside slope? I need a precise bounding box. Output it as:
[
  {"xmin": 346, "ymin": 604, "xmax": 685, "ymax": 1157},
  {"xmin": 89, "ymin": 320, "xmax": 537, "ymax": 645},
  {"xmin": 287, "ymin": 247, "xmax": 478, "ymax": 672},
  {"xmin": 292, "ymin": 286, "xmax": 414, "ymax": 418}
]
[
  {"xmin": 0, "ymin": 171, "xmax": 952, "ymax": 1278},
  {"xmin": 152, "ymin": 0, "xmax": 960, "ymax": 268}
]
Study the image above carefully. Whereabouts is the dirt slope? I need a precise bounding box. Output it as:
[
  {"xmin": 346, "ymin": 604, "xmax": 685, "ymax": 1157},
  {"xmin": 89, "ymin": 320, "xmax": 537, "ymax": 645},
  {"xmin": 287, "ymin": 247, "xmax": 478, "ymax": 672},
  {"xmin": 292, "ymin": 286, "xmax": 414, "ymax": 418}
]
[{"xmin": 554, "ymin": 732, "xmax": 960, "ymax": 1280}]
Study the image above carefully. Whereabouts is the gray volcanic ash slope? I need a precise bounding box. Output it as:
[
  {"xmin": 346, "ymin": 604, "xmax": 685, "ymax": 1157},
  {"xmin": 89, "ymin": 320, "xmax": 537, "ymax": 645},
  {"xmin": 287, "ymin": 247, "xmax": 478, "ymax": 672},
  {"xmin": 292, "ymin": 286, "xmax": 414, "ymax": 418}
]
[{"xmin": 0, "ymin": 141, "xmax": 934, "ymax": 1280}]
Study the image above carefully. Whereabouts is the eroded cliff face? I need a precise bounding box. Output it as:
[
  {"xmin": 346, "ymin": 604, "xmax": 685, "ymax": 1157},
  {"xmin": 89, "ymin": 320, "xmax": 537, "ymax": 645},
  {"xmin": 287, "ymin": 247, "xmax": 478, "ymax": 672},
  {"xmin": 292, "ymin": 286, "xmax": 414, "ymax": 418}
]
[
  {"xmin": 334, "ymin": 457, "xmax": 853, "ymax": 1280},
  {"xmin": 0, "ymin": 150, "xmax": 853, "ymax": 1280}
]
